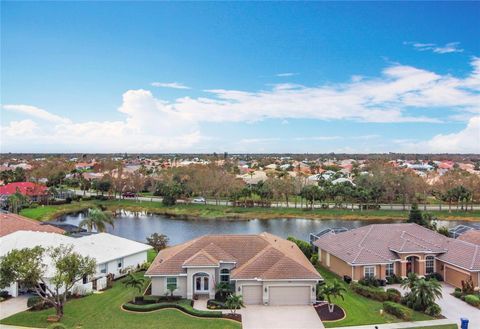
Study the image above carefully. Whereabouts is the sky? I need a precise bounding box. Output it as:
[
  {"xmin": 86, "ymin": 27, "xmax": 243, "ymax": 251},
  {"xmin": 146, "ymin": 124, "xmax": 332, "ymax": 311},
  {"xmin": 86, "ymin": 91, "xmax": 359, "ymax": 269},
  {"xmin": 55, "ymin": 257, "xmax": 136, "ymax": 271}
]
[{"xmin": 1, "ymin": 2, "xmax": 479, "ymax": 154}]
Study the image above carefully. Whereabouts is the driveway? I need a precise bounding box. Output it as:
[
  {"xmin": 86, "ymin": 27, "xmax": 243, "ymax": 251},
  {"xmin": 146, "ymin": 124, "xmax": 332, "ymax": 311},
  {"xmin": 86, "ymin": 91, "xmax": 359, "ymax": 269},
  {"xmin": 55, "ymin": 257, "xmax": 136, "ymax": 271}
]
[
  {"xmin": 389, "ymin": 283, "xmax": 479, "ymax": 328},
  {"xmin": 241, "ymin": 305, "xmax": 324, "ymax": 329},
  {"xmin": 0, "ymin": 296, "xmax": 30, "ymax": 320}
]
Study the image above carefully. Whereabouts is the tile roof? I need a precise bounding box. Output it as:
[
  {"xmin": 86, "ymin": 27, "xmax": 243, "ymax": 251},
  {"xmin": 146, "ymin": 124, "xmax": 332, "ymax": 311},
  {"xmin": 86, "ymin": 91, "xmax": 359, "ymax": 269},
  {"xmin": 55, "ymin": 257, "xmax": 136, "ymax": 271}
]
[
  {"xmin": 0, "ymin": 182, "xmax": 47, "ymax": 196},
  {"xmin": 314, "ymin": 223, "xmax": 480, "ymax": 271},
  {"xmin": 146, "ymin": 232, "xmax": 321, "ymax": 280},
  {"xmin": 0, "ymin": 213, "xmax": 65, "ymax": 237},
  {"xmin": 458, "ymin": 230, "xmax": 480, "ymax": 245}
]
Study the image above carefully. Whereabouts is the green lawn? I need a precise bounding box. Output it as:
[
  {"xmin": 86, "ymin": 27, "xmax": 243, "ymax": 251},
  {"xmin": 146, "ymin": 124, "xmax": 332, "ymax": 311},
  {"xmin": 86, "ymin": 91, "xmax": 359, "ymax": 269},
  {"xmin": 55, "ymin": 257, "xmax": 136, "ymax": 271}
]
[
  {"xmin": 403, "ymin": 325, "xmax": 457, "ymax": 329},
  {"xmin": 0, "ymin": 273, "xmax": 240, "ymax": 329},
  {"xmin": 316, "ymin": 266, "xmax": 433, "ymax": 328},
  {"xmin": 147, "ymin": 249, "xmax": 158, "ymax": 262},
  {"xmin": 19, "ymin": 202, "xmax": 96, "ymax": 221}
]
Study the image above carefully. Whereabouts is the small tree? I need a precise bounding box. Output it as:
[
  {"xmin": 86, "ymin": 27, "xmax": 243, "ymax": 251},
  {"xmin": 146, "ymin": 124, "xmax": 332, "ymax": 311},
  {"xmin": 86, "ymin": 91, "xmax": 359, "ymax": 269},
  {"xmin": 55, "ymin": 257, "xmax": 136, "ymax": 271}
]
[
  {"xmin": 225, "ymin": 294, "xmax": 244, "ymax": 315},
  {"xmin": 318, "ymin": 280, "xmax": 346, "ymax": 313},
  {"xmin": 79, "ymin": 208, "xmax": 114, "ymax": 232},
  {"xmin": 0, "ymin": 245, "xmax": 96, "ymax": 319},
  {"xmin": 123, "ymin": 273, "xmax": 145, "ymax": 294},
  {"xmin": 167, "ymin": 284, "xmax": 176, "ymax": 298},
  {"xmin": 146, "ymin": 233, "xmax": 169, "ymax": 252},
  {"xmin": 215, "ymin": 282, "xmax": 232, "ymax": 301},
  {"xmin": 402, "ymin": 272, "xmax": 419, "ymax": 290}
]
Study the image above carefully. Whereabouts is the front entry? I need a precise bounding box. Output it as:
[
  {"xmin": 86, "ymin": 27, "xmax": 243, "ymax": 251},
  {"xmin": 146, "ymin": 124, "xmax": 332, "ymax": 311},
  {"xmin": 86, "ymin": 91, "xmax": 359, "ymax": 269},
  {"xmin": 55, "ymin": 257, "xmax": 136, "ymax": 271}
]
[{"xmin": 194, "ymin": 273, "xmax": 209, "ymax": 294}]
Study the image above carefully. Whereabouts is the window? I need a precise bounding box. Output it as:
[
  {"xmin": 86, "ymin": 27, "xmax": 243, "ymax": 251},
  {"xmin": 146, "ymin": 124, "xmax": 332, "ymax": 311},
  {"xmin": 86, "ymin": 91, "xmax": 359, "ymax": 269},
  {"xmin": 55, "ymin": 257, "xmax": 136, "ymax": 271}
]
[
  {"xmin": 386, "ymin": 263, "xmax": 394, "ymax": 277},
  {"xmin": 425, "ymin": 256, "xmax": 435, "ymax": 274},
  {"xmin": 220, "ymin": 269, "xmax": 230, "ymax": 283},
  {"xmin": 167, "ymin": 277, "xmax": 177, "ymax": 290},
  {"xmin": 364, "ymin": 266, "xmax": 375, "ymax": 278},
  {"xmin": 117, "ymin": 258, "xmax": 123, "ymax": 269},
  {"xmin": 99, "ymin": 263, "xmax": 107, "ymax": 274},
  {"xmin": 82, "ymin": 275, "xmax": 88, "ymax": 284}
]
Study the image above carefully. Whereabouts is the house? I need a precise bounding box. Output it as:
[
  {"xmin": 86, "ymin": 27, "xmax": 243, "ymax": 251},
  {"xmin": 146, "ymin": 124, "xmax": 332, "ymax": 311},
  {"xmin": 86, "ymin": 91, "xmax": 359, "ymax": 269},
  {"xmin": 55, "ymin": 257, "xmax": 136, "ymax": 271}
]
[
  {"xmin": 0, "ymin": 212, "xmax": 65, "ymax": 237},
  {"xmin": 0, "ymin": 230, "xmax": 151, "ymax": 297},
  {"xmin": 314, "ymin": 223, "xmax": 480, "ymax": 289},
  {"xmin": 0, "ymin": 182, "xmax": 49, "ymax": 203},
  {"xmin": 146, "ymin": 233, "xmax": 322, "ymax": 305}
]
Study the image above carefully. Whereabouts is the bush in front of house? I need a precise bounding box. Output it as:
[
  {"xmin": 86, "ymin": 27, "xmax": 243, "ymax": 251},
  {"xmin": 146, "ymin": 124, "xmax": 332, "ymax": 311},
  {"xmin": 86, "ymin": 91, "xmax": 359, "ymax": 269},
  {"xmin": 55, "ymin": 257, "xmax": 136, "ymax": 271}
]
[
  {"xmin": 465, "ymin": 294, "xmax": 480, "ymax": 307},
  {"xmin": 286, "ymin": 236, "xmax": 312, "ymax": 259},
  {"xmin": 452, "ymin": 290, "xmax": 463, "ymax": 299},
  {"xmin": 122, "ymin": 300, "xmax": 223, "ymax": 318},
  {"xmin": 425, "ymin": 272, "xmax": 443, "ymax": 282},
  {"xmin": 386, "ymin": 274, "xmax": 403, "ymax": 285},
  {"xmin": 27, "ymin": 296, "xmax": 48, "ymax": 311},
  {"xmin": 310, "ymin": 253, "xmax": 318, "ymax": 265},
  {"xmin": 386, "ymin": 288, "xmax": 402, "ymax": 303},
  {"xmin": 425, "ymin": 303, "xmax": 442, "ymax": 316},
  {"xmin": 351, "ymin": 282, "xmax": 390, "ymax": 302},
  {"xmin": 383, "ymin": 301, "xmax": 412, "ymax": 321}
]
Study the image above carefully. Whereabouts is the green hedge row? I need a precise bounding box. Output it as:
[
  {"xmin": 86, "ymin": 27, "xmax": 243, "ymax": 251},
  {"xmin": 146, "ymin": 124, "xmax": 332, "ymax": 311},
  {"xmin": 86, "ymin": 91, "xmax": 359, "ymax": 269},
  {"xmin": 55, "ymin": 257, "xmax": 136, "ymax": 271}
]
[
  {"xmin": 465, "ymin": 294, "xmax": 480, "ymax": 307},
  {"xmin": 383, "ymin": 301, "xmax": 412, "ymax": 321},
  {"xmin": 123, "ymin": 301, "xmax": 223, "ymax": 318},
  {"xmin": 351, "ymin": 283, "xmax": 401, "ymax": 302}
]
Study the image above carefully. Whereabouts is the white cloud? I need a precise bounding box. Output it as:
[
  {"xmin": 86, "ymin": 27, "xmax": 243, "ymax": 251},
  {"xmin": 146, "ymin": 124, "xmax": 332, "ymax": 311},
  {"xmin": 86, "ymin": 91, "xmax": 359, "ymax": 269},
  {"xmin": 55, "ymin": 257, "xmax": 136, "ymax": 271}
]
[
  {"xmin": 2, "ymin": 104, "xmax": 70, "ymax": 123},
  {"xmin": 406, "ymin": 41, "xmax": 464, "ymax": 54},
  {"xmin": 400, "ymin": 116, "xmax": 480, "ymax": 153},
  {"xmin": 276, "ymin": 72, "xmax": 298, "ymax": 77},
  {"xmin": 151, "ymin": 82, "xmax": 190, "ymax": 89}
]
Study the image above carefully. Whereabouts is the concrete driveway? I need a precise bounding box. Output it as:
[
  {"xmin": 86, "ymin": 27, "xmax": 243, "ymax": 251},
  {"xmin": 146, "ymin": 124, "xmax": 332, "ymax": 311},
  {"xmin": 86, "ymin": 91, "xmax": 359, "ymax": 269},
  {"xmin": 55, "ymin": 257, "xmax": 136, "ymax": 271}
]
[
  {"xmin": 0, "ymin": 296, "xmax": 30, "ymax": 320},
  {"xmin": 241, "ymin": 305, "xmax": 324, "ymax": 329},
  {"xmin": 388, "ymin": 283, "xmax": 479, "ymax": 328}
]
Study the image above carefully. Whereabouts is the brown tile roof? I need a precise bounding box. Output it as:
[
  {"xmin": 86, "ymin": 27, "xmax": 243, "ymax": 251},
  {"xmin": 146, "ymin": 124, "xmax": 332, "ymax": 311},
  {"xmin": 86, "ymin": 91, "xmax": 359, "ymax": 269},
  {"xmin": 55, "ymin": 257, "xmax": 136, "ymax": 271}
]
[
  {"xmin": 458, "ymin": 230, "xmax": 480, "ymax": 245},
  {"xmin": 314, "ymin": 223, "xmax": 480, "ymax": 271},
  {"xmin": 146, "ymin": 232, "xmax": 321, "ymax": 280},
  {"xmin": 0, "ymin": 213, "xmax": 65, "ymax": 237}
]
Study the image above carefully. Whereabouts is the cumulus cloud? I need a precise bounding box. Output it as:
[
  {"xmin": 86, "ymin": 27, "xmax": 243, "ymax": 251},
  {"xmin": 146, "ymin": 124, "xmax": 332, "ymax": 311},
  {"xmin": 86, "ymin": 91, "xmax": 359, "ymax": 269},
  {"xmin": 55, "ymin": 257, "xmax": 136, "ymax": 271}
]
[
  {"xmin": 151, "ymin": 82, "xmax": 190, "ymax": 89},
  {"xmin": 2, "ymin": 58, "xmax": 480, "ymax": 152},
  {"xmin": 406, "ymin": 41, "xmax": 464, "ymax": 54},
  {"xmin": 2, "ymin": 104, "xmax": 70, "ymax": 123},
  {"xmin": 400, "ymin": 116, "xmax": 480, "ymax": 153}
]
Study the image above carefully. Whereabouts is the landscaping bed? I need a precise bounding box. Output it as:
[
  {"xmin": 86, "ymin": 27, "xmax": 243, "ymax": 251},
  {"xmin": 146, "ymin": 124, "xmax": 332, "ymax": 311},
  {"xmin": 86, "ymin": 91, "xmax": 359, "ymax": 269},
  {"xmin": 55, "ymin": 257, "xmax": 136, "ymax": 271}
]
[{"xmin": 314, "ymin": 303, "xmax": 345, "ymax": 321}]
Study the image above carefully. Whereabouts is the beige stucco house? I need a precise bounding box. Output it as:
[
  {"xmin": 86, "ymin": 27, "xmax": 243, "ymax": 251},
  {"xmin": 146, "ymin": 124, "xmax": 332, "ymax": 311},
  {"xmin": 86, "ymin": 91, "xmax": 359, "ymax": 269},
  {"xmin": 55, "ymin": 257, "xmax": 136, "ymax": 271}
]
[
  {"xmin": 146, "ymin": 233, "xmax": 322, "ymax": 305},
  {"xmin": 314, "ymin": 223, "xmax": 480, "ymax": 288}
]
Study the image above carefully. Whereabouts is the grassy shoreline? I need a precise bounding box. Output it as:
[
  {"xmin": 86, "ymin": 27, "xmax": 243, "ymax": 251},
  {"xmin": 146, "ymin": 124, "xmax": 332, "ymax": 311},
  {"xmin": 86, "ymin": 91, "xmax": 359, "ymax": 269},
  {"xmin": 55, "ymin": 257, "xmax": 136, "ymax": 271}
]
[{"xmin": 19, "ymin": 199, "xmax": 480, "ymax": 222}]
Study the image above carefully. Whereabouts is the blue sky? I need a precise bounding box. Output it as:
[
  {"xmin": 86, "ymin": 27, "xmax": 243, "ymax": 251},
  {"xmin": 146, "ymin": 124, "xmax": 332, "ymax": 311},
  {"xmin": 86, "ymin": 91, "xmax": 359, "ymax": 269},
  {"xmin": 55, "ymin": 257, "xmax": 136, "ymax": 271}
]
[{"xmin": 1, "ymin": 2, "xmax": 479, "ymax": 153}]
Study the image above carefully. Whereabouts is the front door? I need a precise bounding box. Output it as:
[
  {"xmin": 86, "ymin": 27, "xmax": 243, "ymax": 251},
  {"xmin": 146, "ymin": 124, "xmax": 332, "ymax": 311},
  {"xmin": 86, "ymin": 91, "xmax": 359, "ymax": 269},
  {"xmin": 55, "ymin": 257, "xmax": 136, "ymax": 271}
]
[{"xmin": 194, "ymin": 275, "xmax": 209, "ymax": 293}]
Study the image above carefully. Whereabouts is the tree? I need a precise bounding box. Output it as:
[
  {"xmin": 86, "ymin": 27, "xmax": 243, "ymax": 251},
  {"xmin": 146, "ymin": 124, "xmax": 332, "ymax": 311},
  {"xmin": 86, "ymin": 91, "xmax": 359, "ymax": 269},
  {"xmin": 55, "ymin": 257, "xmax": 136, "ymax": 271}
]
[
  {"xmin": 7, "ymin": 190, "xmax": 29, "ymax": 214},
  {"xmin": 123, "ymin": 273, "xmax": 145, "ymax": 294},
  {"xmin": 225, "ymin": 294, "xmax": 245, "ymax": 315},
  {"xmin": 409, "ymin": 279, "xmax": 442, "ymax": 312},
  {"xmin": 408, "ymin": 203, "xmax": 423, "ymax": 224},
  {"xmin": 215, "ymin": 282, "xmax": 233, "ymax": 301},
  {"xmin": 318, "ymin": 280, "xmax": 346, "ymax": 313},
  {"xmin": 0, "ymin": 245, "xmax": 96, "ymax": 319},
  {"xmin": 79, "ymin": 208, "xmax": 114, "ymax": 232},
  {"xmin": 146, "ymin": 233, "xmax": 169, "ymax": 252},
  {"xmin": 401, "ymin": 272, "xmax": 419, "ymax": 290}
]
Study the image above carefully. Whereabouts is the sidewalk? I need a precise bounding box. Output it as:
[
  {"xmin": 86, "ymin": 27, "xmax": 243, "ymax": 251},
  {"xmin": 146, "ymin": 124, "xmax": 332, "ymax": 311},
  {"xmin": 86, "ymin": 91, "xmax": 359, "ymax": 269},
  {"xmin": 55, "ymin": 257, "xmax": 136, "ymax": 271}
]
[{"xmin": 333, "ymin": 318, "xmax": 457, "ymax": 329}]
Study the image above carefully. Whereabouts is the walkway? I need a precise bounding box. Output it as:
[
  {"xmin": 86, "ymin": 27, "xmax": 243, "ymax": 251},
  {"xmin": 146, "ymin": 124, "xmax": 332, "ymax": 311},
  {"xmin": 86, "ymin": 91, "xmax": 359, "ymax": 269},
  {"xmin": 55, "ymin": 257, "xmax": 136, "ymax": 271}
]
[
  {"xmin": 334, "ymin": 318, "xmax": 457, "ymax": 329},
  {"xmin": 0, "ymin": 296, "xmax": 29, "ymax": 320}
]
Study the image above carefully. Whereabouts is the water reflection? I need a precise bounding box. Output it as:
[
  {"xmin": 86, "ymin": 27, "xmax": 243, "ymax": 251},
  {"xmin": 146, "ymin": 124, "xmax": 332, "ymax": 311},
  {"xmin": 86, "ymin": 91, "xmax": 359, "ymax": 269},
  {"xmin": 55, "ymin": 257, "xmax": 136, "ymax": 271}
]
[{"xmin": 58, "ymin": 210, "xmax": 471, "ymax": 244}]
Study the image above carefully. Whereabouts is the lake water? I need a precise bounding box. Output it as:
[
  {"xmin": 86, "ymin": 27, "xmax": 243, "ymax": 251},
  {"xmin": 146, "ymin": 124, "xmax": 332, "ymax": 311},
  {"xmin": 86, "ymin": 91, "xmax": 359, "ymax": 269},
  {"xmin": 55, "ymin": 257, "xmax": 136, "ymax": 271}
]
[{"xmin": 57, "ymin": 210, "xmax": 474, "ymax": 245}]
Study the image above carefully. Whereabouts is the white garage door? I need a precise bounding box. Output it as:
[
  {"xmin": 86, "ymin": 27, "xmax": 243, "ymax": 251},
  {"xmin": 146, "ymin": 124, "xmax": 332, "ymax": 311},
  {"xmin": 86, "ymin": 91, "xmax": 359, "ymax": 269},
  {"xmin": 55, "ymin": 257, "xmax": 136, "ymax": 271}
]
[
  {"xmin": 269, "ymin": 286, "xmax": 311, "ymax": 305},
  {"xmin": 242, "ymin": 285, "xmax": 263, "ymax": 305}
]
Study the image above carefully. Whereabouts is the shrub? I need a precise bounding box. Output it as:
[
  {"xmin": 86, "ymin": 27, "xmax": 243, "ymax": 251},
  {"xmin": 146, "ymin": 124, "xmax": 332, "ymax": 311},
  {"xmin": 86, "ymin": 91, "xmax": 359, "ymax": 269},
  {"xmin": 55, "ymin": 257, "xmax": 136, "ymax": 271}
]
[
  {"xmin": 425, "ymin": 303, "xmax": 442, "ymax": 316},
  {"xmin": 465, "ymin": 294, "xmax": 480, "ymax": 307},
  {"xmin": 358, "ymin": 276, "xmax": 381, "ymax": 287},
  {"xmin": 0, "ymin": 290, "xmax": 10, "ymax": 299},
  {"xmin": 122, "ymin": 300, "xmax": 223, "ymax": 318},
  {"xmin": 27, "ymin": 296, "xmax": 46, "ymax": 311},
  {"xmin": 351, "ymin": 282, "xmax": 390, "ymax": 302},
  {"xmin": 425, "ymin": 272, "xmax": 443, "ymax": 282},
  {"xmin": 383, "ymin": 301, "xmax": 412, "ymax": 320},
  {"xmin": 453, "ymin": 290, "xmax": 463, "ymax": 298},
  {"xmin": 386, "ymin": 288, "xmax": 402, "ymax": 303},
  {"xmin": 310, "ymin": 253, "xmax": 318, "ymax": 265},
  {"xmin": 461, "ymin": 278, "xmax": 475, "ymax": 295},
  {"xmin": 454, "ymin": 287, "xmax": 462, "ymax": 293},
  {"xmin": 287, "ymin": 237, "xmax": 312, "ymax": 259}
]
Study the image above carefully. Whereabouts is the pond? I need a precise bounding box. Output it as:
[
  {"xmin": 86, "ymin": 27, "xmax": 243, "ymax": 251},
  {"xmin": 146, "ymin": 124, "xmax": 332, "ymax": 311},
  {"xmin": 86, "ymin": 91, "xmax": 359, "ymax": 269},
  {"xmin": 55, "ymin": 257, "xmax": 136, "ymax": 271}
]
[{"xmin": 57, "ymin": 210, "xmax": 473, "ymax": 245}]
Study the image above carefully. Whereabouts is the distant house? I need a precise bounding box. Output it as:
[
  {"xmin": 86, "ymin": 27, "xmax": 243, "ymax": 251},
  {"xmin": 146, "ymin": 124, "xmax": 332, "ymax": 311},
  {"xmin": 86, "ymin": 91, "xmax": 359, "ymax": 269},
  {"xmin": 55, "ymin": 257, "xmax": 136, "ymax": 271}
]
[
  {"xmin": 314, "ymin": 223, "xmax": 480, "ymax": 289},
  {"xmin": 0, "ymin": 212, "xmax": 65, "ymax": 237},
  {"xmin": 0, "ymin": 230, "xmax": 151, "ymax": 297},
  {"xmin": 146, "ymin": 233, "xmax": 322, "ymax": 305},
  {"xmin": 0, "ymin": 182, "xmax": 48, "ymax": 203}
]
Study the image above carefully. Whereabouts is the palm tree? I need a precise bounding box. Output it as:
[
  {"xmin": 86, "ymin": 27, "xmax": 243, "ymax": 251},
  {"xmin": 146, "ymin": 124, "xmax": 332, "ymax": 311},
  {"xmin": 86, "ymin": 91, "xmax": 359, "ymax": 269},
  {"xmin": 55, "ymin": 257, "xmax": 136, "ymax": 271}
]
[
  {"xmin": 123, "ymin": 273, "xmax": 145, "ymax": 294},
  {"xmin": 318, "ymin": 280, "xmax": 346, "ymax": 313},
  {"xmin": 79, "ymin": 208, "xmax": 114, "ymax": 232},
  {"xmin": 225, "ymin": 294, "xmax": 245, "ymax": 315},
  {"xmin": 401, "ymin": 272, "xmax": 419, "ymax": 290},
  {"xmin": 410, "ymin": 278, "xmax": 442, "ymax": 311}
]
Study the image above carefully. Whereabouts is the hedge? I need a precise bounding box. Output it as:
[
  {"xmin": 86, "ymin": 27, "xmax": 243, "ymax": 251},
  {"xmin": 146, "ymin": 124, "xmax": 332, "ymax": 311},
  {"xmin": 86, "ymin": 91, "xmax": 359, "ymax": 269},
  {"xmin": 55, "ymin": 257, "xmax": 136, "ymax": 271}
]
[
  {"xmin": 465, "ymin": 294, "xmax": 480, "ymax": 307},
  {"xmin": 122, "ymin": 300, "xmax": 223, "ymax": 318},
  {"xmin": 383, "ymin": 301, "xmax": 412, "ymax": 321},
  {"xmin": 351, "ymin": 282, "xmax": 391, "ymax": 302}
]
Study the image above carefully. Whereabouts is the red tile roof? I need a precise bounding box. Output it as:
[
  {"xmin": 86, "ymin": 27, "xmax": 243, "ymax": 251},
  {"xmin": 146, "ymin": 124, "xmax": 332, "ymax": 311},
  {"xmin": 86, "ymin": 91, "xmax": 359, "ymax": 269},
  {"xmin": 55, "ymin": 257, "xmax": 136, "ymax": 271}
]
[
  {"xmin": 0, "ymin": 182, "xmax": 48, "ymax": 196},
  {"xmin": 147, "ymin": 232, "xmax": 321, "ymax": 280},
  {"xmin": 0, "ymin": 213, "xmax": 65, "ymax": 237}
]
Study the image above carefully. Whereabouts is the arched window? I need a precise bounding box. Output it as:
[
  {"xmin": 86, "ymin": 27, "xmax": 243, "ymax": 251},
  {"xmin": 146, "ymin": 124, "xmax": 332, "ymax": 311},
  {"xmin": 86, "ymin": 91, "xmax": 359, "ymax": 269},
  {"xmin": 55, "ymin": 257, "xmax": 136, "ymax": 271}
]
[
  {"xmin": 425, "ymin": 256, "xmax": 435, "ymax": 274},
  {"xmin": 220, "ymin": 269, "xmax": 230, "ymax": 283}
]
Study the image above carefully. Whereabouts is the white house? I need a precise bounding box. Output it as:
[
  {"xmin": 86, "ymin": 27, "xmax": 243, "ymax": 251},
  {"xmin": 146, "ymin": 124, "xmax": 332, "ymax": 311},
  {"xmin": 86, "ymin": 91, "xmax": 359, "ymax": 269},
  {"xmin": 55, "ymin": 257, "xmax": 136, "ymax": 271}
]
[{"xmin": 0, "ymin": 231, "xmax": 151, "ymax": 297}]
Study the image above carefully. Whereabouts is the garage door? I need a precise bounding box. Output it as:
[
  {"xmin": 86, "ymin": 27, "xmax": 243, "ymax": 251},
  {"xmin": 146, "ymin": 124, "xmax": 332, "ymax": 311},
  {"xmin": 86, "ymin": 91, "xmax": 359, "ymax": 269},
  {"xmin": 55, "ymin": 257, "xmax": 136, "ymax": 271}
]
[
  {"xmin": 242, "ymin": 285, "xmax": 263, "ymax": 305},
  {"xmin": 445, "ymin": 266, "xmax": 470, "ymax": 288},
  {"xmin": 269, "ymin": 286, "xmax": 311, "ymax": 306}
]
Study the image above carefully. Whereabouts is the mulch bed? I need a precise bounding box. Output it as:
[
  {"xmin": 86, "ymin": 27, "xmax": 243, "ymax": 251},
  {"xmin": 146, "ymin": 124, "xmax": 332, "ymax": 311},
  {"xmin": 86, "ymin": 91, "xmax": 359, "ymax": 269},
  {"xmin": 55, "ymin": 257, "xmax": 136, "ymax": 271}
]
[
  {"xmin": 314, "ymin": 302, "xmax": 345, "ymax": 321},
  {"xmin": 223, "ymin": 313, "xmax": 242, "ymax": 322}
]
